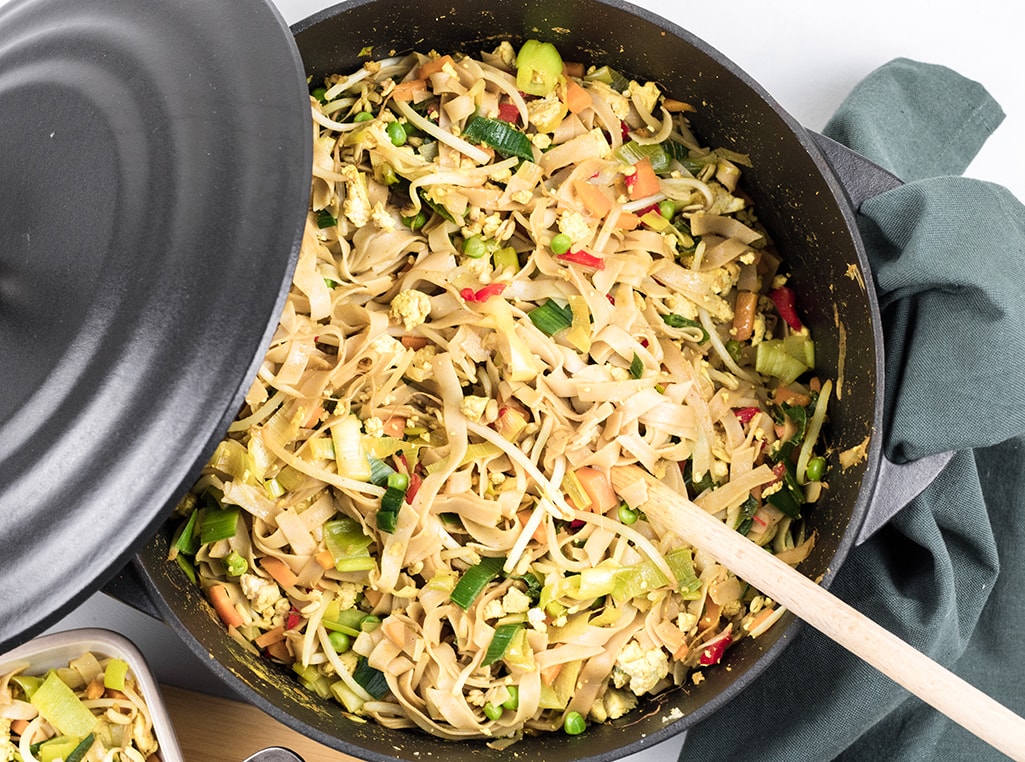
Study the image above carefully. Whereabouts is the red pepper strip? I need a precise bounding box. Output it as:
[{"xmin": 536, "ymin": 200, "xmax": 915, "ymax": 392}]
[
  {"xmin": 497, "ymin": 102, "xmax": 520, "ymax": 123},
  {"xmin": 558, "ymin": 250, "xmax": 605, "ymax": 270},
  {"xmin": 698, "ymin": 632, "xmax": 733, "ymax": 665},
  {"xmin": 285, "ymin": 609, "xmax": 302, "ymax": 630},
  {"xmin": 734, "ymin": 406, "xmax": 761, "ymax": 425},
  {"xmin": 460, "ymin": 283, "xmax": 508, "ymax": 302},
  {"xmin": 405, "ymin": 471, "xmax": 423, "ymax": 503},
  {"xmin": 637, "ymin": 203, "xmax": 660, "ymax": 218},
  {"xmin": 768, "ymin": 286, "xmax": 803, "ymax": 331},
  {"xmin": 620, "ymin": 120, "xmax": 631, "ymax": 140}
]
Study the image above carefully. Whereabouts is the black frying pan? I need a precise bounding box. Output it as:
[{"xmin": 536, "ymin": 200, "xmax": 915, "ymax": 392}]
[{"xmin": 131, "ymin": 0, "xmax": 887, "ymax": 759}]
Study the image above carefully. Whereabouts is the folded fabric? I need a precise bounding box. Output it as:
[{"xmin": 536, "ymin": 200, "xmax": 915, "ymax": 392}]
[{"xmin": 680, "ymin": 58, "xmax": 1025, "ymax": 761}]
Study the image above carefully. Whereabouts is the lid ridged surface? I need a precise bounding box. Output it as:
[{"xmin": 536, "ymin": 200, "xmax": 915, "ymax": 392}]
[{"xmin": 0, "ymin": 0, "xmax": 311, "ymax": 651}]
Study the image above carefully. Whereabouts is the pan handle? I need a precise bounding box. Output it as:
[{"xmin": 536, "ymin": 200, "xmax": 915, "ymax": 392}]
[
  {"xmin": 102, "ymin": 563, "xmax": 164, "ymax": 619},
  {"xmin": 809, "ymin": 130, "xmax": 954, "ymax": 544},
  {"xmin": 809, "ymin": 131, "xmax": 902, "ymax": 210}
]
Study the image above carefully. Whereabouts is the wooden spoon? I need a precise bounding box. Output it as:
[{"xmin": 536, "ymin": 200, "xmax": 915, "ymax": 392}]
[{"xmin": 610, "ymin": 464, "xmax": 1025, "ymax": 761}]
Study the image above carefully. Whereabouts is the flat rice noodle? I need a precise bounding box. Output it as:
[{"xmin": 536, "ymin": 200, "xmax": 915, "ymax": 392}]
[{"xmin": 694, "ymin": 463, "xmax": 776, "ymax": 516}]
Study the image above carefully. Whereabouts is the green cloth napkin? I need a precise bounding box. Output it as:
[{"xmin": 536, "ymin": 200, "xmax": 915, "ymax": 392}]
[{"xmin": 680, "ymin": 58, "xmax": 1025, "ymax": 761}]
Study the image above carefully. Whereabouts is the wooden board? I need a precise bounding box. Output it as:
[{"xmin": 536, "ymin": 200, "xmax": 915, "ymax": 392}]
[{"xmin": 161, "ymin": 685, "xmax": 364, "ymax": 762}]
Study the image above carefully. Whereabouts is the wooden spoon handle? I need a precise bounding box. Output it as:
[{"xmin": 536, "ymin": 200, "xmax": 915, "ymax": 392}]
[{"xmin": 611, "ymin": 464, "xmax": 1025, "ymax": 761}]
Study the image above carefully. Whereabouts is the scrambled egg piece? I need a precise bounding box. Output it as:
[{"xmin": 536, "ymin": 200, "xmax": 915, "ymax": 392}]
[
  {"xmin": 405, "ymin": 345, "xmax": 438, "ymax": 382},
  {"xmin": 240, "ymin": 573, "xmax": 289, "ymax": 628},
  {"xmin": 526, "ymin": 91, "xmax": 566, "ymax": 133},
  {"xmin": 460, "ymin": 395, "xmax": 490, "ymax": 422},
  {"xmin": 501, "ymin": 586, "xmax": 532, "ymax": 614},
  {"xmin": 589, "ymin": 688, "xmax": 638, "ymax": 723},
  {"xmin": 612, "ymin": 640, "xmax": 670, "ymax": 695},
  {"xmin": 363, "ymin": 416, "xmax": 385, "ymax": 438},
  {"xmin": 558, "ymin": 210, "xmax": 591, "ymax": 243},
  {"xmin": 586, "ymin": 81, "xmax": 631, "ymax": 119},
  {"xmin": 338, "ymin": 164, "xmax": 373, "ymax": 227},
  {"xmin": 390, "ymin": 289, "xmax": 432, "ymax": 331},
  {"xmin": 368, "ymin": 333, "xmax": 407, "ymax": 367},
  {"xmin": 627, "ymin": 80, "xmax": 662, "ymax": 115},
  {"xmin": 1, "ymin": 718, "xmax": 15, "ymax": 762},
  {"xmin": 482, "ymin": 587, "xmax": 533, "ymax": 620}
]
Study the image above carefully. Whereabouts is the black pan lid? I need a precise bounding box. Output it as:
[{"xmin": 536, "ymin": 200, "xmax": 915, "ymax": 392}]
[{"xmin": 0, "ymin": 0, "xmax": 311, "ymax": 651}]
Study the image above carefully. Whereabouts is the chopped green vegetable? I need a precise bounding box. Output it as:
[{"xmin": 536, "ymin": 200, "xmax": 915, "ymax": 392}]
[
  {"xmin": 352, "ymin": 657, "xmax": 390, "ymax": 699},
  {"xmin": 528, "ymin": 298, "xmax": 574, "ymax": 336},
  {"xmin": 402, "ymin": 209, "xmax": 428, "ymax": 231},
  {"xmin": 502, "ymin": 685, "xmax": 520, "ymax": 710},
  {"xmin": 755, "ymin": 340, "xmax": 810, "ymax": 385},
  {"xmin": 102, "ymin": 659, "xmax": 129, "ymax": 692},
  {"xmin": 629, "ymin": 352, "xmax": 644, "ymax": 379},
  {"xmin": 515, "ymin": 39, "xmax": 563, "ymax": 96},
  {"xmin": 493, "ymin": 245, "xmax": 520, "ymax": 272},
  {"xmin": 64, "ymin": 733, "xmax": 95, "ymax": 762},
  {"xmin": 450, "ymin": 556, "xmax": 506, "ymax": 609},
  {"xmin": 483, "ymin": 622, "xmax": 524, "ymax": 666},
  {"xmin": 30, "ymin": 671, "xmax": 98, "ymax": 738},
  {"xmin": 172, "ymin": 508, "xmax": 200, "ymax": 555},
  {"xmin": 615, "ymin": 140, "xmax": 670, "ymax": 172},
  {"xmin": 316, "ymin": 208, "xmax": 337, "ymax": 228},
  {"xmin": 199, "ymin": 505, "xmax": 240, "ymax": 545},
  {"xmin": 661, "ymin": 313, "xmax": 710, "ymax": 343},
  {"xmin": 617, "ymin": 502, "xmax": 639, "ymax": 525},
  {"xmin": 583, "ymin": 64, "xmax": 630, "ymax": 93},
  {"xmin": 224, "ymin": 550, "xmax": 248, "ymax": 577},
  {"xmin": 463, "ymin": 115, "xmax": 535, "ymax": 162},
  {"xmin": 664, "ymin": 547, "xmax": 703, "ymax": 598}
]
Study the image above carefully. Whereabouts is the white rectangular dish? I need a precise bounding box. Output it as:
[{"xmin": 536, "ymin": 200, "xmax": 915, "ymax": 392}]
[{"xmin": 0, "ymin": 627, "xmax": 184, "ymax": 762}]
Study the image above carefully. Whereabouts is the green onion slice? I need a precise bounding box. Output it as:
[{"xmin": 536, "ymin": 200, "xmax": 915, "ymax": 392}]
[
  {"xmin": 528, "ymin": 299, "xmax": 573, "ymax": 336},
  {"xmin": 198, "ymin": 505, "xmax": 241, "ymax": 545},
  {"xmin": 483, "ymin": 622, "xmax": 524, "ymax": 666},
  {"xmin": 352, "ymin": 657, "xmax": 390, "ymax": 699},
  {"xmin": 451, "ymin": 556, "xmax": 506, "ymax": 609},
  {"xmin": 463, "ymin": 115, "xmax": 534, "ymax": 162}
]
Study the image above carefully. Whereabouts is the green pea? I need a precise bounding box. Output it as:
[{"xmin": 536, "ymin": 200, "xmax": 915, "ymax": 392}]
[
  {"xmin": 386, "ymin": 120, "xmax": 407, "ymax": 146},
  {"xmin": 463, "ymin": 234, "xmax": 489, "ymax": 259},
  {"xmin": 563, "ymin": 710, "xmax": 587, "ymax": 735},
  {"xmin": 550, "ymin": 233, "xmax": 572, "ymax": 255},
  {"xmin": 501, "ymin": 685, "xmax": 519, "ymax": 710},
  {"xmin": 618, "ymin": 502, "xmax": 639, "ymax": 525},
  {"xmin": 483, "ymin": 703, "xmax": 504, "ymax": 721},
  {"xmin": 360, "ymin": 614, "xmax": 381, "ymax": 632},
  {"xmin": 353, "ymin": 111, "xmax": 374, "ymax": 122},
  {"xmin": 311, "ymin": 87, "xmax": 328, "ymax": 103},
  {"xmin": 658, "ymin": 199, "xmax": 677, "ymax": 219},
  {"xmin": 805, "ymin": 456, "xmax": 826, "ymax": 483},
  {"xmin": 387, "ymin": 472, "xmax": 410, "ymax": 492},
  {"xmin": 328, "ymin": 631, "xmax": 351, "ymax": 653}
]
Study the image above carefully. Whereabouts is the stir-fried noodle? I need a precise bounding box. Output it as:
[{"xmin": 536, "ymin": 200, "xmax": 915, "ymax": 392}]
[{"xmin": 169, "ymin": 40, "xmax": 832, "ymax": 742}]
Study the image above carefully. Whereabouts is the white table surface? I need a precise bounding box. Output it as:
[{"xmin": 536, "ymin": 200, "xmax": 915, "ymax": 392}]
[{"xmin": 40, "ymin": 1, "xmax": 1024, "ymax": 761}]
